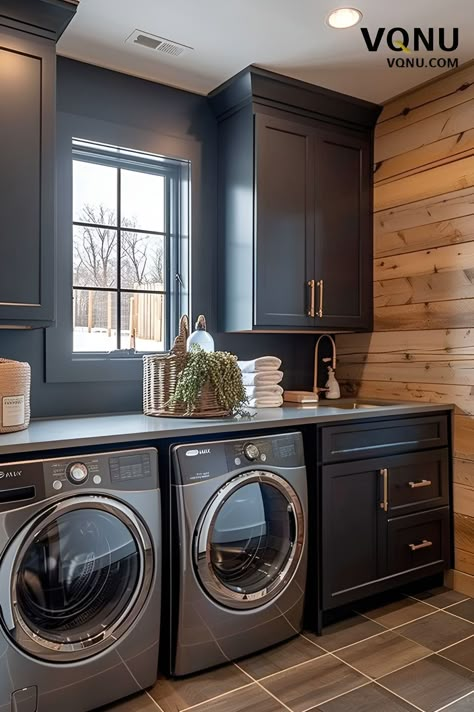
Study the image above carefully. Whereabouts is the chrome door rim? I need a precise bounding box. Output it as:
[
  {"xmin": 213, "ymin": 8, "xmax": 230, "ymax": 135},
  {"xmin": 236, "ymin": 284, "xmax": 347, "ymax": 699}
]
[
  {"xmin": 194, "ymin": 470, "xmax": 305, "ymax": 609},
  {"xmin": 4, "ymin": 495, "xmax": 154, "ymax": 662}
]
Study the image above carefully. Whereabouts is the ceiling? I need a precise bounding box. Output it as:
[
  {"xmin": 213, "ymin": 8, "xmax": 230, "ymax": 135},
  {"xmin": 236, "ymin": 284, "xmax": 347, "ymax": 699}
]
[{"xmin": 58, "ymin": 0, "xmax": 474, "ymax": 103}]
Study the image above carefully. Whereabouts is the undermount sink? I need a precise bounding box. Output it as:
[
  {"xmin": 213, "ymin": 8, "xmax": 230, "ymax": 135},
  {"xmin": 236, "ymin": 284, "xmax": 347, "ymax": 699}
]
[{"xmin": 317, "ymin": 400, "xmax": 395, "ymax": 410}]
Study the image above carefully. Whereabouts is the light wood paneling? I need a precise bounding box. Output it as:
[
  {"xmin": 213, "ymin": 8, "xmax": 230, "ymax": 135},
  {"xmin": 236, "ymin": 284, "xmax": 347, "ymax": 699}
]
[{"xmin": 337, "ymin": 63, "xmax": 474, "ymax": 594}]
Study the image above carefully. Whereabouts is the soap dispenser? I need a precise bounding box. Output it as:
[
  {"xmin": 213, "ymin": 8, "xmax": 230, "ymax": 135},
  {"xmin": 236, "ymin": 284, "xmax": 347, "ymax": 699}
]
[
  {"xmin": 186, "ymin": 315, "xmax": 215, "ymax": 352},
  {"xmin": 324, "ymin": 365, "xmax": 341, "ymax": 400}
]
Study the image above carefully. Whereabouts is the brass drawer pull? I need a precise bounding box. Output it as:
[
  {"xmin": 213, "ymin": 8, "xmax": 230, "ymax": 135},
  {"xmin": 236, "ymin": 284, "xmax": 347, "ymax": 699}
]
[
  {"xmin": 317, "ymin": 279, "xmax": 324, "ymax": 318},
  {"xmin": 409, "ymin": 539, "xmax": 433, "ymax": 551},
  {"xmin": 379, "ymin": 468, "xmax": 388, "ymax": 512},
  {"xmin": 408, "ymin": 479, "xmax": 432, "ymax": 488},
  {"xmin": 307, "ymin": 280, "xmax": 315, "ymax": 317}
]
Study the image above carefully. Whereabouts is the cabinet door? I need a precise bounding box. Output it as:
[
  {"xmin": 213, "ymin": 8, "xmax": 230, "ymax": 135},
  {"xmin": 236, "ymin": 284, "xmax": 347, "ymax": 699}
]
[
  {"xmin": 314, "ymin": 125, "xmax": 372, "ymax": 330},
  {"xmin": 322, "ymin": 458, "xmax": 384, "ymax": 609},
  {"xmin": 254, "ymin": 113, "xmax": 315, "ymax": 328},
  {"xmin": 0, "ymin": 28, "xmax": 55, "ymax": 325}
]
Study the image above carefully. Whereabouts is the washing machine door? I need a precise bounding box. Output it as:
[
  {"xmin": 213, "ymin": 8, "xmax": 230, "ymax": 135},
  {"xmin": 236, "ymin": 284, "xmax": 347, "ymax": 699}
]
[
  {"xmin": 195, "ymin": 471, "xmax": 304, "ymax": 609},
  {"xmin": 0, "ymin": 496, "xmax": 154, "ymax": 661}
]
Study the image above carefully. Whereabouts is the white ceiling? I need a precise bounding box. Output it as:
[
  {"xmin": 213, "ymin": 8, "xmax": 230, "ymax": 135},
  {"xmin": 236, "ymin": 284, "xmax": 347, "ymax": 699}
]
[{"xmin": 58, "ymin": 0, "xmax": 474, "ymax": 103}]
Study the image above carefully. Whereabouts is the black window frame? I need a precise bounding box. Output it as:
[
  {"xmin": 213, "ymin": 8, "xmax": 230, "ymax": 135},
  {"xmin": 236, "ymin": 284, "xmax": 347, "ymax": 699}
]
[
  {"xmin": 45, "ymin": 113, "xmax": 192, "ymax": 385},
  {"xmin": 72, "ymin": 139, "xmax": 183, "ymax": 356}
]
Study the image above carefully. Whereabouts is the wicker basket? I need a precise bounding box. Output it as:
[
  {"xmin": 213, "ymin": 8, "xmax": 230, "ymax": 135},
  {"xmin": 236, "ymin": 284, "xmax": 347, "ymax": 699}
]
[
  {"xmin": 0, "ymin": 358, "xmax": 31, "ymax": 433},
  {"xmin": 143, "ymin": 315, "xmax": 230, "ymax": 418}
]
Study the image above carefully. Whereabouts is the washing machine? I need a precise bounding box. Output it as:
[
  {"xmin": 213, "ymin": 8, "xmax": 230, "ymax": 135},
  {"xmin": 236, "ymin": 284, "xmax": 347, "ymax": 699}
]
[
  {"xmin": 0, "ymin": 447, "xmax": 161, "ymax": 712},
  {"xmin": 167, "ymin": 431, "xmax": 307, "ymax": 676}
]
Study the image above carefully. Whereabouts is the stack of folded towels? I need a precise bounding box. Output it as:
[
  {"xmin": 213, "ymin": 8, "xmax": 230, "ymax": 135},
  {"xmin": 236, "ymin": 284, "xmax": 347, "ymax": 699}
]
[{"xmin": 237, "ymin": 357, "xmax": 283, "ymax": 408}]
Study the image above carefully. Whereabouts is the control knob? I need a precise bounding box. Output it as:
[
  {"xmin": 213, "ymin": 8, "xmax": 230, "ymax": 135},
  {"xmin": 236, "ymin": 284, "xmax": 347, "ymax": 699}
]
[
  {"xmin": 67, "ymin": 462, "xmax": 89, "ymax": 485},
  {"xmin": 244, "ymin": 443, "xmax": 260, "ymax": 461}
]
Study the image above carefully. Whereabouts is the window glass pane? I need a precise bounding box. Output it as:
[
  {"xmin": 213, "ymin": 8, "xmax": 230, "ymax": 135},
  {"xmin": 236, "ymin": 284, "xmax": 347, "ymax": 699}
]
[
  {"xmin": 120, "ymin": 169, "xmax": 165, "ymax": 232},
  {"xmin": 121, "ymin": 291, "xmax": 165, "ymax": 352},
  {"xmin": 73, "ymin": 227, "xmax": 117, "ymax": 288},
  {"xmin": 73, "ymin": 290, "xmax": 117, "ymax": 352},
  {"xmin": 120, "ymin": 231, "xmax": 165, "ymax": 289},
  {"xmin": 73, "ymin": 161, "xmax": 117, "ymax": 225}
]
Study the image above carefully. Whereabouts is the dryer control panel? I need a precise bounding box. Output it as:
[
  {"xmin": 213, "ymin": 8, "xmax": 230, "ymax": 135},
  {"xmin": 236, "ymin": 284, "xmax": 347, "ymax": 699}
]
[
  {"xmin": 0, "ymin": 447, "xmax": 158, "ymax": 511},
  {"xmin": 174, "ymin": 432, "xmax": 304, "ymax": 485}
]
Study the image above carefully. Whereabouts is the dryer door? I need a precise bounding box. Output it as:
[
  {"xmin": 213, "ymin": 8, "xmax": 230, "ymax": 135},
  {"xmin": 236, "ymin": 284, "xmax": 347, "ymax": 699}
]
[
  {"xmin": 195, "ymin": 471, "xmax": 305, "ymax": 609},
  {"xmin": 0, "ymin": 496, "xmax": 154, "ymax": 662}
]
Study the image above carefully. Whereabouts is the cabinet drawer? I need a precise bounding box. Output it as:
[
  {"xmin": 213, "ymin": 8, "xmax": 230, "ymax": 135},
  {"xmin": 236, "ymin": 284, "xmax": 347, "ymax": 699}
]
[
  {"xmin": 387, "ymin": 508, "xmax": 450, "ymax": 576},
  {"xmin": 321, "ymin": 415, "xmax": 449, "ymax": 463},
  {"xmin": 387, "ymin": 449, "xmax": 449, "ymax": 516}
]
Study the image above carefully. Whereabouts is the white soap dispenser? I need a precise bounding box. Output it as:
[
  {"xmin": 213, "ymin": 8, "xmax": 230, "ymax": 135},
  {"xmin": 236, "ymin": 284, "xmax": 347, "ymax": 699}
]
[
  {"xmin": 324, "ymin": 365, "xmax": 341, "ymax": 400},
  {"xmin": 186, "ymin": 315, "xmax": 215, "ymax": 352}
]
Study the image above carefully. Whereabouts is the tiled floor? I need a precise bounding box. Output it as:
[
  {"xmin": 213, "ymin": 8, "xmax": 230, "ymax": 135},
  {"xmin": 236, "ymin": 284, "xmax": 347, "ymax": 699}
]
[{"xmin": 104, "ymin": 586, "xmax": 474, "ymax": 712}]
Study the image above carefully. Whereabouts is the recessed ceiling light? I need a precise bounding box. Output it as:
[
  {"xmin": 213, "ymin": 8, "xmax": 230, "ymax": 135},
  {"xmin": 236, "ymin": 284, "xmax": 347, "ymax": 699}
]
[{"xmin": 326, "ymin": 7, "xmax": 363, "ymax": 29}]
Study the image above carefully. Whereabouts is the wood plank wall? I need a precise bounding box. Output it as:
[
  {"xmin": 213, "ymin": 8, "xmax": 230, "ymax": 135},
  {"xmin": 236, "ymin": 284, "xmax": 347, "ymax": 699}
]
[{"xmin": 336, "ymin": 62, "xmax": 474, "ymax": 596}]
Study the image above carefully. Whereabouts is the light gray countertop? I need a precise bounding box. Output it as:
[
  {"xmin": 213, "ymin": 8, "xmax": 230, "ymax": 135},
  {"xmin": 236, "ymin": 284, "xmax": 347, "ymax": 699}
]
[{"xmin": 0, "ymin": 400, "xmax": 453, "ymax": 458}]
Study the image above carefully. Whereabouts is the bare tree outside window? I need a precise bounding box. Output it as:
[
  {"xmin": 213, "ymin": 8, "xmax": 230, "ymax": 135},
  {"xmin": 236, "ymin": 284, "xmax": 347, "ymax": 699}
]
[{"xmin": 72, "ymin": 144, "xmax": 175, "ymax": 354}]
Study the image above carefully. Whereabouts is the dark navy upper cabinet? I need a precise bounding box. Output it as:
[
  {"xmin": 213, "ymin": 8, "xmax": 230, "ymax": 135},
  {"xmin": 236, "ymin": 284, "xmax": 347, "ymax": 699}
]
[
  {"xmin": 0, "ymin": 1, "xmax": 77, "ymax": 327},
  {"xmin": 209, "ymin": 66, "xmax": 381, "ymax": 333}
]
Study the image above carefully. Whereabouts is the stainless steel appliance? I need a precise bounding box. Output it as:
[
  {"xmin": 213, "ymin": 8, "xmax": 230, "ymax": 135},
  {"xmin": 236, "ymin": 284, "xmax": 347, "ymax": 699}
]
[
  {"xmin": 0, "ymin": 447, "xmax": 161, "ymax": 712},
  {"xmin": 168, "ymin": 432, "xmax": 307, "ymax": 675}
]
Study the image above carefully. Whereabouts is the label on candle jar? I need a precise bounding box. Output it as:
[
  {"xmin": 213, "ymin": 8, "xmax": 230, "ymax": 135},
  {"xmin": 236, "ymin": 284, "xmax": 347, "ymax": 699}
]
[{"xmin": 2, "ymin": 395, "xmax": 25, "ymax": 427}]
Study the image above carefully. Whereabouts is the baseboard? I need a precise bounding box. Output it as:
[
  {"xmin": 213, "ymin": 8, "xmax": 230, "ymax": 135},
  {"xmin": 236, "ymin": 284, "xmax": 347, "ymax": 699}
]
[{"xmin": 445, "ymin": 569, "xmax": 474, "ymax": 597}]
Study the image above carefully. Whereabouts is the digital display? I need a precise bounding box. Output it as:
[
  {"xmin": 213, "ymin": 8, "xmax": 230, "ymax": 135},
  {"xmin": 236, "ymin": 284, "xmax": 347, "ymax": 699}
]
[{"xmin": 109, "ymin": 453, "xmax": 151, "ymax": 481}]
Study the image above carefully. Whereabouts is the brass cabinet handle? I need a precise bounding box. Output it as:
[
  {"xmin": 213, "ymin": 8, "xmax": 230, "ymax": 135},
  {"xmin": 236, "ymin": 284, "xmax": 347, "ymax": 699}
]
[
  {"xmin": 379, "ymin": 468, "xmax": 388, "ymax": 512},
  {"xmin": 409, "ymin": 539, "xmax": 433, "ymax": 551},
  {"xmin": 317, "ymin": 279, "xmax": 324, "ymax": 318},
  {"xmin": 408, "ymin": 479, "xmax": 432, "ymax": 489},
  {"xmin": 307, "ymin": 280, "xmax": 315, "ymax": 317}
]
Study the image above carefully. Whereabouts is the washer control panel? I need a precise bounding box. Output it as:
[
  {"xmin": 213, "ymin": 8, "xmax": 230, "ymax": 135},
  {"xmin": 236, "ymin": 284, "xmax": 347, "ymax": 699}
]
[
  {"xmin": 41, "ymin": 448, "xmax": 157, "ymax": 496},
  {"xmin": 67, "ymin": 462, "xmax": 89, "ymax": 485}
]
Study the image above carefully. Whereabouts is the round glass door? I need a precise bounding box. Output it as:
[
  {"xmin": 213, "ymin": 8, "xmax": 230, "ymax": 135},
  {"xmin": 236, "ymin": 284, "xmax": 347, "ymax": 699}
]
[
  {"xmin": 6, "ymin": 497, "xmax": 153, "ymax": 661},
  {"xmin": 195, "ymin": 472, "xmax": 304, "ymax": 608}
]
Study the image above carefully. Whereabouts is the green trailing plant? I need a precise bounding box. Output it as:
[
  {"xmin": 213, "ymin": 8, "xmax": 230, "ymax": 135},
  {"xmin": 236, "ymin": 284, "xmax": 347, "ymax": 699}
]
[{"xmin": 168, "ymin": 346, "xmax": 249, "ymax": 416}]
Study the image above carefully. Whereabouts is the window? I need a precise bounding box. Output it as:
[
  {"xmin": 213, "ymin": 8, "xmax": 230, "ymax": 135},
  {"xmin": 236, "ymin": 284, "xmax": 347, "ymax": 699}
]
[{"xmin": 72, "ymin": 140, "xmax": 185, "ymax": 354}]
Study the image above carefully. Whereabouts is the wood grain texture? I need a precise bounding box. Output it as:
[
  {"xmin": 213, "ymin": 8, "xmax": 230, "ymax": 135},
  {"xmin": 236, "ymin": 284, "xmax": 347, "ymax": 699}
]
[
  {"xmin": 337, "ymin": 64, "xmax": 474, "ymax": 579},
  {"xmin": 374, "ymin": 187, "xmax": 474, "ymax": 235},
  {"xmin": 377, "ymin": 62, "xmax": 474, "ymax": 127},
  {"xmin": 375, "ymin": 100, "xmax": 474, "ymax": 163},
  {"xmin": 374, "ymin": 156, "xmax": 474, "ymax": 211}
]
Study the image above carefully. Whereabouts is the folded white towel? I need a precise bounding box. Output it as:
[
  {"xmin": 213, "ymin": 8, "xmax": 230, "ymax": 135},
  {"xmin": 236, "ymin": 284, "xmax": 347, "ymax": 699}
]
[
  {"xmin": 248, "ymin": 396, "xmax": 284, "ymax": 408},
  {"xmin": 242, "ymin": 371, "xmax": 283, "ymax": 386},
  {"xmin": 245, "ymin": 385, "xmax": 284, "ymax": 397},
  {"xmin": 238, "ymin": 357, "xmax": 282, "ymax": 373}
]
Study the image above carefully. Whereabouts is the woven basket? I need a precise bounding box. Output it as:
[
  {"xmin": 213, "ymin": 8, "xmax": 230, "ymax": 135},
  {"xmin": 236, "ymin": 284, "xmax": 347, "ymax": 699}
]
[
  {"xmin": 143, "ymin": 315, "xmax": 230, "ymax": 418},
  {"xmin": 0, "ymin": 359, "xmax": 31, "ymax": 433}
]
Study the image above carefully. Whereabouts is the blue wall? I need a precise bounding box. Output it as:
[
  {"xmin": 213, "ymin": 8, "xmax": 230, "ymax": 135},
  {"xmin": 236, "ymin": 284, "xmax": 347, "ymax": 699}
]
[{"xmin": 0, "ymin": 58, "xmax": 318, "ymax": 418}]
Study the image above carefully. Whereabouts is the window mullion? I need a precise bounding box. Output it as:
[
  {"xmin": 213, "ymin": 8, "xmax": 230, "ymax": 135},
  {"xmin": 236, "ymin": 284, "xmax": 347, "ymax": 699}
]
[{"xmin": 116, "ymin": 167, "xmax": 122, "ymax": 350}]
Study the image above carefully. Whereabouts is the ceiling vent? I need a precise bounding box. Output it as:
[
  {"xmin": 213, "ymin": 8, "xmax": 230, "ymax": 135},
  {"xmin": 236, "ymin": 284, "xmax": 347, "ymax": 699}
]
[{"xmin": 126, "ymin": 30, "xmax": 193, "ymax": 57}]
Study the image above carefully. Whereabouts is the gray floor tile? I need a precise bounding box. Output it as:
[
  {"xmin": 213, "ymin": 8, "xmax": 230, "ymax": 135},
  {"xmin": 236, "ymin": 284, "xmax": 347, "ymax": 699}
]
[
  {"xmin": 99, "ymin": 692, "xmax": 161, "ymax": 711},
  {"xmin": 304, "ymin": 614, "xmax": 386, "ymax": 652},
  {"xmin": 312, "ymin": 682, "xmax": 420, "ymax": 711},
  {"xmin": 260, "ymin": 655, "xmax": 366, "ymax": 711},
  {"xmin": 356, "ymin": 597, "xmax": 435, "ymax": 628},
  {"xmin": 448, "ymin": 599, "xmax": 474, "ymax": 623},
  {"xmin": 406, "ymin": 586, "xmax": 470, "ymax": 609},
  {"xmin": 397, "ymin": 611, "xmax": 474, "ymax": 652},
  {"xmin": 189, "ymin": 684, "xmax": 286, "ymax": 712},
  {"xmin": 380, "ymin": 655, "xmax": 474, "ymax": 712},
  {"xmin": 238, "ymin": 635, "xmax": 325, "ymax": 680},
  {"xmin": 335, "ymin": 630, "xmax": 431, "ymax": 679},
  {"xmin": 441, "ymin": 637, "xmax": 474, "ymax": 672},
  {"xmin": 439, "ymin": 692, "xmax": 474, "ymax": 711},
  {"xmin": 148, "ymin": 666, "xmax": 251, "ymax": 712}
]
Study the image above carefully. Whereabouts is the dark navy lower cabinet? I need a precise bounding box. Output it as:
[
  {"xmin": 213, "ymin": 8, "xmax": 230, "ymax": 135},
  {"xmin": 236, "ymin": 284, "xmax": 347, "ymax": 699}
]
[{"xmin": 318, "ymin": 414, "xmax": 452, "ymax": 615}]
